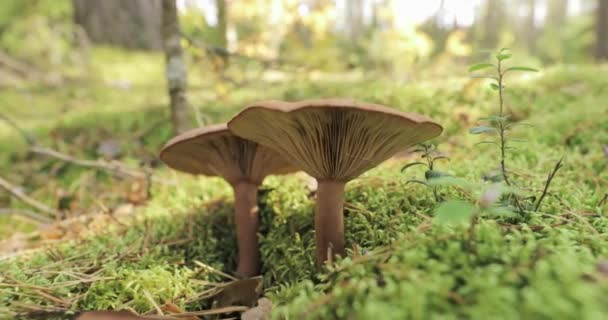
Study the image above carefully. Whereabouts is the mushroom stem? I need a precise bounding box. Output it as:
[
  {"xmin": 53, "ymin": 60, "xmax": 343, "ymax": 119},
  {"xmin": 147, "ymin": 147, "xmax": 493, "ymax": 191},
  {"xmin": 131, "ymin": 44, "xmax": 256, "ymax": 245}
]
[
  {"xmin": 233, "ymin": 181, "xmax": 260, "ymax": 277},
  {"xmin": 315, "ymin": 180, "xmax": 346, "ymax": 264}
]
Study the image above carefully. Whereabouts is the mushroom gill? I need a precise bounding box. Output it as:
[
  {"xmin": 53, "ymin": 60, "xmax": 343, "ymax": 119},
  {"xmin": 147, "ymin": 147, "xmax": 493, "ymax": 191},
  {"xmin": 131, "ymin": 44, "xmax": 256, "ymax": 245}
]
[
  {"xmin": 228, "ymin": 99, "xmax": 443, "ymax": 264},
  {"xmin": 160, "ymin": 123, "xmax": 297, "ymax": 277}
]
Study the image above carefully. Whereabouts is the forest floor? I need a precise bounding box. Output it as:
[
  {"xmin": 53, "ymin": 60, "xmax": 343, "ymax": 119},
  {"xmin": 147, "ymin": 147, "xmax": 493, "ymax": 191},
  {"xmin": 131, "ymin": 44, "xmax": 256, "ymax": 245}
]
[{"xmin": 0, "ymin": 49, "xmax": 607, "ymax": 319}]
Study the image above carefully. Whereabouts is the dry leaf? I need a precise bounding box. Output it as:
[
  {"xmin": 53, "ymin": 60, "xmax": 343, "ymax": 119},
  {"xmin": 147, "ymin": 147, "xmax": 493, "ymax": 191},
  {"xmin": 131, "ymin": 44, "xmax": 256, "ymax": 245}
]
[
  {"xmin": 126, "ymin": 179, "xmax": 149, "ymax": 205},
  {"xmin": 161, "ymin": 302, "xmax": 198, "ymax": 320},
  {"xmin": 241, "ymin": 298, "xmax": 272, "ymax": 320},
  {"xmin": 214, "ymin": 276, "xmax": 263, "ymax": 308}
]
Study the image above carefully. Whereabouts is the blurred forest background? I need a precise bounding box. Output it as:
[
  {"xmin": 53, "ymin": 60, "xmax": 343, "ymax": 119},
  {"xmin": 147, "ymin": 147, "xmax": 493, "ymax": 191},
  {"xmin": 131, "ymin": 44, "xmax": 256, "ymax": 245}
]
[
  {"xmin": 1, "ymin": 0, "xmax": 607, "ymax": 87},
  {"xmin": 0, "ymin": 0, "xmax": 607, "ymax": 242}
]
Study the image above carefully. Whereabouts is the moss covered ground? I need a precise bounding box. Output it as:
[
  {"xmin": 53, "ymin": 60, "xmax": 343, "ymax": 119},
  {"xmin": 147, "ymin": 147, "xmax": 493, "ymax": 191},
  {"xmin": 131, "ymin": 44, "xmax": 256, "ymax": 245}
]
[{"xmin": 0, "ymin": 50, "xmax": 607, "ymax": 319}]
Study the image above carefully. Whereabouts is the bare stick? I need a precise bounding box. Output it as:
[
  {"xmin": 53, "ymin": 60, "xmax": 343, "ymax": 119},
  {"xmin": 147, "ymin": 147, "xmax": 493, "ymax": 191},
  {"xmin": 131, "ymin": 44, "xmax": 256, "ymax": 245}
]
[
  {"xmin": 496, "ymin": 60, "xmax": 525, "ymax": 215},
  {"xmin": 0, "ymin": 113, "xmax": 36, "ymax": 145},
  {"xmin": 0, "ymin": 113, "xmax": 173, "ymax": 185},
  {"xmin": 0, "ymin": 208, "xmax": 53, "ymax": 224},
  {"xmin": 534, "ymin": 158, "xmax": 564, "ymax": 212},
  {"xmin": 31, "ymin": 146, "xmax": 144, "ymax": 179},
  {"xmin": 0, "ymin": 175, "xmax": 59, "ymax": 219}
]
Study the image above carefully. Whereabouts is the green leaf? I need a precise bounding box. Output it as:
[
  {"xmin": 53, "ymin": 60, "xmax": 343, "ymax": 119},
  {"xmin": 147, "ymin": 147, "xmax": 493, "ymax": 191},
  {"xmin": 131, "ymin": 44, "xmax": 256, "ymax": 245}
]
[
  {"xmin": 469, "ymin": 126, "xmax": 498, "ymax": 134},
  {"xmin": 406, "ymin": 180, "xmax": 429, "ymax": 187},
  {"xmin": 505, "ymin": 66, "xmax": 539, "ymax": 73},
  {"xmin": 490, "ymin": 83, "xmax": 500, "ymax": 90},
  {"xmin": 426, "ymin": 177, "xmax": 474, "ymax": 189},
  {"xmin": 506, "ymin": 122, "xmax": 535, "ymax": 129},
  {"xmin": 434, "ymin": 200, "xmax": 475, "ymax": 225},
  {"xmin": 468, "ymin": 63, "xmax": 495, "ymax": 72},
  {"xmin": 425, "ymin": 170, "xmax": 448, "ymax": 180},
  {"xmin": 433, "ymin": 156, "xmax": 450, "ymax": 162},
  {"xmin": 478, "ymin": 115, "xmax": 509, "ymax": 122},
  {"xmin": 483, "ymin": 206, "xmax": 516, "ymax": 218},
  {"xmin": 475, "ymin": 141, "xmax": 499, "ymax": 146},
  {"xmin": 471, "ymin": 75, "xmax": 498, "ymax": 80},
  {"xmin": 401, "ymin": 162, "xmax": 426, "ymax": 172},
  {"xmin": 496, "ymin": 53, "xmax": 512, "ymax": 61}
]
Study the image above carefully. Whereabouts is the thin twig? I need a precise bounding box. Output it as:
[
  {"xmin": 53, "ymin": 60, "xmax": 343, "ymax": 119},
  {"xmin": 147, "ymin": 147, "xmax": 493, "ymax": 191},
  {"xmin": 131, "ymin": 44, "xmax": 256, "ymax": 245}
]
[
  {"xmin": 0, "ymin": 208, "xmax": 53, "ymax": 223},
  {"xmin": 534, "ymin": 158, "xmax": 564, "ymax": 212},
  {"xmin": 143, "ymin": 289, "xmax": 164, "ymax": 316},
  {"xmin": 30, "ymin": 145, "xmax": 165, "ymax": 182},
  {"xmin": 193, "ymin": 260, "xmax": 238, "ymax": 281},
  {"xmin": 497, "ymin": 60, "xmax": 509, "ymax": 185},
  {"xmin": 0, "ymin": 175, "xmax": 59, "ymax": 219},
  {"xmin": 0, "ymin": 113, "xmax": 37, "ymax": 145},
  {"xmin": 0, "ymin": 112, "xmax": 173, "ymax": 185},
  {"xmin": 496, "ymin": 60, "xmax": 526, "ymax": 215}
]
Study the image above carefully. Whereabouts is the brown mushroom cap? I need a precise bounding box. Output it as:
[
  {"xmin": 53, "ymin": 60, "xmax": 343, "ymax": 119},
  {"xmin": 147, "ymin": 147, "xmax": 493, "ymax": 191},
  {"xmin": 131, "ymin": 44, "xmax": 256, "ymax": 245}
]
[
  {"xmin": 159, "ymin": 123, "xmax": 296, "ymax": 185},
  {"xmin": 227, "ymin": 99, "xmax": 443, "ymax": 181}
]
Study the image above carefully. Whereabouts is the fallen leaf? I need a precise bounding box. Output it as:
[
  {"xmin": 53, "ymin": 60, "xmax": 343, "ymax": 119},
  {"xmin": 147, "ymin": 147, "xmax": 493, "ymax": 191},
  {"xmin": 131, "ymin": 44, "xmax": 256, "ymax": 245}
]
[
  {"xmin": 214, "ymin": 276, "xmax": 263, "ymax": 308},
  {"xmin": 161, "ymin": 302, "xmax": 198, "ymax": 320},
  {"xmin": 242, "ymin": 298, "xmax": 272, "ymax": 320}
]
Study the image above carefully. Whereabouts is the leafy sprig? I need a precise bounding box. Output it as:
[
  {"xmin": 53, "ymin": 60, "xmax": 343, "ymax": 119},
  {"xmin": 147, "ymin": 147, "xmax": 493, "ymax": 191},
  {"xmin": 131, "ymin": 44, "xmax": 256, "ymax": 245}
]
[
  {"xmin": 468, "ymin": 48, "xmax": 562, "ymax": 216},
  {"xmin": 401, "ymin": 143, "xmax": 450, "ymax": 202}
]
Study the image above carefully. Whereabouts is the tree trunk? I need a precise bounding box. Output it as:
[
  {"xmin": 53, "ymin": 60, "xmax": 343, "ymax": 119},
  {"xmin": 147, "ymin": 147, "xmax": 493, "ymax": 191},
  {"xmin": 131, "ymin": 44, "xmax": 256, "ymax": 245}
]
[
  {"xmin": 72, "ymin": 0, "xmax": 162, "ymax": 50},
  {"xmin": 596, "ymin": 0, "xmax": 608, "ymax": 60},
  {"xmin": 162, "ymin": 0, "xmax": 192, "ymax": 134}
]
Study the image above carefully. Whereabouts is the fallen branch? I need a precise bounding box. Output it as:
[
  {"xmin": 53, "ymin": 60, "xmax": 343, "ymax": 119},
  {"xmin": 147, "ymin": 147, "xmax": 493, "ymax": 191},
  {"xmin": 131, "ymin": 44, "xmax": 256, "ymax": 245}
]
[
  {"xmin": 0, "ymin": 175, "xmax": 59, "ymax": 220},
  {"xmin": 598, "ymin": 193, "xmax": 607, "ymax": 207},
  {"xmin": 534, "ymin": 158, "xmax": 564, "ymax": 212},
  {"xmin": 0, "ymin": 50, "xmax": 49, "ymax": 83},
  {"xmin": 30, "ymin": 145, "xmax": 164, "ymax": 183},
  {"xmin": 0, "ymin": 208, "xmax": 53, "ymax": 224},
  {"xmin": 0, "ymin": 113, "xmax": 173, "ymax": 185}
]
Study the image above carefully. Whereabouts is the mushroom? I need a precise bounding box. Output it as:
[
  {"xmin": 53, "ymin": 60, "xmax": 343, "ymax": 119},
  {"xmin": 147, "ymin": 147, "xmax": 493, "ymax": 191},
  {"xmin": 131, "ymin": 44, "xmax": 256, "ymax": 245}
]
[
  {"xmin": 159, "ymin": 123, "xmax": 296, "ymax": 277},
  {"xmin": 227, "ymin": 99, "xmax": 443, "ymax": 264}
]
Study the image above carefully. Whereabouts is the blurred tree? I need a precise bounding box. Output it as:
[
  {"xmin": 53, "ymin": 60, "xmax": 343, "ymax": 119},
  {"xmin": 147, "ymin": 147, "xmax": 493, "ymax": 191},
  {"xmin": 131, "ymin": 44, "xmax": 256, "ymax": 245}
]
[
  {"xmin": 216, "ymin": 0, "xmax": 228, "ymax": 49},
  {"xmin": 346, "ymin": 0, "xmax": 364, "ymax": 42},
  {"xmin": 72, "ymin": 0, "xmax": 162, "ymax": 50},
  {"xmin": 481, "ymin": 0, "xmax": 504, "ymax": 49},
  {"xmin": 420, "ymin": 0, "xmax": 450, "ymax": 56},
  {"xmin": 162, "ymin": 0, "xmax": 193, "ymax": 134},
  {"xmin": 547, "ymin": 0, "xmax": 569, "ymax": 27},
  {"xmin": 525, "ymin": 0, "xmax": 537, "ymax": 53},
  {"xmin": 538, "ymin": 0, "xmax": 575, "ymax": 62},
  {"xmin": 213, "ymin": 0, "xmax": 229, "ymax": 70},
  {"xmin": 597, "ymin": 0, "xmax": 608, "ymax": 59}
]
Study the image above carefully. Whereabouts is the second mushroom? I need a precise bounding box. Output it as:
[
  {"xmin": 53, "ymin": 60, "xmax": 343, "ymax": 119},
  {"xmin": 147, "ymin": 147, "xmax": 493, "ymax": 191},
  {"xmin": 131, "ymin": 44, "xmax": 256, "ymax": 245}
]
[
  {"xmin": 159, "ymin": 124, "xmax": 296, "ymax": 277},
  {"xmin": 228, "ymin": 99, "xmax": 443, "ymax": 265}
]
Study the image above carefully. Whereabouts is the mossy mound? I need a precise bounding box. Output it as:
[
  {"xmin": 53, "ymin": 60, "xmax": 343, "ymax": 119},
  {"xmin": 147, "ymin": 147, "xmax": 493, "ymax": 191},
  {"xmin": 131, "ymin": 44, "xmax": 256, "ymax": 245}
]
[{"xmin": 1, "ymin": 64, "xmax": 608, "ymax": 319}]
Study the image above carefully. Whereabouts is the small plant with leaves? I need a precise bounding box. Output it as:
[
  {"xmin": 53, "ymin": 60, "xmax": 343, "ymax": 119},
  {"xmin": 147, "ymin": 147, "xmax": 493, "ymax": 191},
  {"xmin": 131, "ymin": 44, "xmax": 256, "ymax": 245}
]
[
  {"xmin": 468, "ymin": 48, "xmax": 562, "ymax": 216},
  {"xmin": 401, "ymin": 143, "xmax": 450, "ymax": 202},
  {"xmin": 431, "ymin": 178, "xmax": 518, "ymax": 253}
]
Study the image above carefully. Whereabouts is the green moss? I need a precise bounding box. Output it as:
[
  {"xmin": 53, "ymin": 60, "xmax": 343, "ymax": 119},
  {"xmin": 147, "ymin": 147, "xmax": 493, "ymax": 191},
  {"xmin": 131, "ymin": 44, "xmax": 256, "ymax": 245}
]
[{"xmin": 1, "ymin": 60, "xmax": 608, "ymax": 319}]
